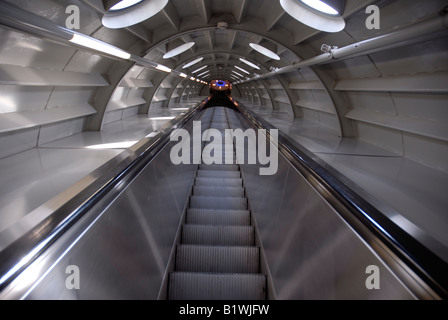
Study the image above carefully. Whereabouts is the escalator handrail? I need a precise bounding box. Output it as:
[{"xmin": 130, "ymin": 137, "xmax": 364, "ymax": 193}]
[
  {"xmin": 233, "ymin": 100, "xmax": 448, "ymax": 300},
  {"xmin": 0, "ymin": 98, "xmax": 208, "ymax": 292}
]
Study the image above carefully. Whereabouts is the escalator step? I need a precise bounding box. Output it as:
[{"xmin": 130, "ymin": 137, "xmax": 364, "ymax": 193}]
[
  {"xmin": 199, "ymin": 164, "xmax": 239, "ymax": 171},
  {"xmin": 186, "ymin": 209, "xmax": 251, "ymax": 226},
  {"xmin": 168, "ymin": 273, "xmax": 266, "ymax": 300},
  {"xmin": 175, "ymin": 245, "xmax": 260, "ymax": 273},
  {"xmin": 195, "ymin": 177, "xmax": 243, "ymax": 187},
  {"xmin": 197, "ymin": 170, "xmax": 241, "ymax": 179},
  {"xmin": 190, "ymin": 196, "xmax": 248, "ymax": 210},
  {"xmin": 193, "ymin": 186, "xmax": 245, "ymax": 197},
  {"xmin": 182, "ymin": 225, "xmax": 255, "ymax": 246}
]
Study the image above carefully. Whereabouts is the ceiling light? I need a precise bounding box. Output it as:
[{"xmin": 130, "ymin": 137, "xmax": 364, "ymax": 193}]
[
  {"xmin": 239, "ymin": 58, "xmax": 260, "ymax": 70},
  {"xmin": 155, "ymin": 64, "xmax": 172, "ymax": 73},
  {"xmin": 70, "ymin": 33, "xmax": 131, "ymax": 60},
  {"xmin": 249, "ymin": 43, "xmax": 280, "ymax": 60},
  {"xmin": 280, "ymin": 0, "xmax": 346, "ymax": 33},
  {"xmin": 301, "ymin": 0, "xmax": 339, "ymax": 15},
  {"xmin": 179, "ymin": 73, "xmax": 188, "ymax": 78},
  {"xmin": 192, "ymin": 65, "xmax": 208, "ymax": 74},
  {"xmin": 183, "ymin": 57, "xmax": 204, "ymax": 69},
  {"xmin": 163, "ymin": 42, "xmax": 195, "ymax": 59},
  {"xmin": 232, "ymin": 71, "xmax": 244, "ymax": 78},
  {"xmin": 103, "ymin": 0, "xmax": 168, "ymax": 29},
  {"xmin": 197, "ymin": 71, "xmax": 210, "ymax": 77},
  {"xmin": 109, "ymin": 0, "xmax": 144, "ymax": 11},
  {"xmin": 235, "ymin": 66, "xmax": 250, "ymax": 74}
]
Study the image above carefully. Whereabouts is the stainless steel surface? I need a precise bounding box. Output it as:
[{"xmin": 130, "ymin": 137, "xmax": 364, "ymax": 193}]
[
  {"xmin": 0, "ymin": 101, "xmax": 207, "ymax": 299},
  {"xmin": 234, "ymin": 102, "xmax": 447, "ymax": 299},
  {"xmin": 166, "ymin": 106, "xmax": 267, "ymax": 300}
]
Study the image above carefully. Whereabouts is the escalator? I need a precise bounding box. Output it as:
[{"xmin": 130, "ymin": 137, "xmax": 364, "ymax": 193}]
[
  {"xmin": 168, "ymin": 107, "xmax": 266, "ymax": 300},
  {"xmin": 0, "ymin": 95, "xmax": 447, "ymax": 300}
]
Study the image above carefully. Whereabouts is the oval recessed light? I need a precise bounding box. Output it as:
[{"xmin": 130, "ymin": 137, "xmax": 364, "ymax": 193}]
[
  {"xmin": 280, "ymin": 0, "xmax": 345, "ymax": 33},
  {"xmin": 183, "ymin": 57, "xmax": 204, "ymax": 69},
  {"xmin": 239, "ymin": 58, "xmax": 260, "ymax": 70},
  {"xmin": 109, "ymin": 0, "xmax": 144, "ymax": 12},
  {"xmin": 249, "ymin": 43, "xmax": 281, "ymax": 61},
  {"xmin": 235, "ymin": 66, "xmax": 250, "ymax": 74},
  {"xmin": 163, "ymin": 42, "xmax": 195, "ymax": 59},
  {"xmin": 103, "ymin": 0, "xmax": 168, "ymax": 29},
  {"xmin": 301, "ymin": 0, "xmax": 339, "ymax": 15}
]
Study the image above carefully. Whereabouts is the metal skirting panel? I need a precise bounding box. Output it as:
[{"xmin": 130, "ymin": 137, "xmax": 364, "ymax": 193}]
[
  {"xmin": 14, "ymin": 119, "xmax": 202, "ymax": 300},
  {"xmin": 235, "ymin": 115, "xmax": 417, "ymax": 300}
]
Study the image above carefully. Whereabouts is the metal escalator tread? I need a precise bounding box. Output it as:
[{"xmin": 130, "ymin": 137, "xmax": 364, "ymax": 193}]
[
  {"xmin": 197, "ymin": 170, "xmax": 241, "ymax": 179},
  {"xmin": 195, "ymin": 177, "xmax": 243, "ymax": 187},
  {"xmin": 189, "ymin": 196, "xmax": 248, "ymax": 211},
  {"xmin": 167, "ymin": 107, "xmax": 266, "ymax": 301},
  {"xmin": 186, "ymin": 209, "xmax": 251, "ymax": 226},
  {"xmin": 182, "ymin": 225, "xmax": 255, "ymax": 246},
  {"xmin": 175, "ymin": 245, "xmax": 260, "ymax": 273},
  {"xmin": 168, "ymin": 273, "xmax": 266, "ymax": 300},
  {"xmin": 193, "ymin": 186, "xmax": 245, "ymax": 197},
  {"xmin": 198, "ymin": 164, "xmax": 240, "ymax": 171}
]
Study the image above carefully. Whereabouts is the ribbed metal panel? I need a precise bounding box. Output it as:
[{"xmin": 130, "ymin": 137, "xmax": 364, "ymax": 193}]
[
  {"xmin": 168, "ymin": 273, "xmax": 266, "ymax": 300},
  {"xmin": 197, "ymin": 170, "xmax": 241, "ymax": 179},
  {"xmin": 182, "ymin": 225, "xmax": 255, "ymax": 246},
  {"xmin": 175, "ymin": 245, "xmax": 260, "ymax": 273},
  {"xmin": 193, "ymin": 186, "xmax": 245, "ymax": 197},
  {"xmin": 195, "ymin": 177, "xmax": 243, "ymax": 187},
  {"xmin": 186, "ymin": 209, "xmax": 251, "ymax": 226},
  {"xmin": 199, "ymin": 164, "xmax": 240, "ymax": 171},
  {"xmin": 190, "ymin": 196, "xmax": 248, "ymax": 210},
  {"xmin": 167, "ymin": 107, "xmax": 266, "ymax": 301}
]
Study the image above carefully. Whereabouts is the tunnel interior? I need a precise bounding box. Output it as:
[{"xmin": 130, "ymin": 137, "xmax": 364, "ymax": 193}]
[{"xmin": 0, "ymin": 0, "xmax": 447, "ymax": 300}]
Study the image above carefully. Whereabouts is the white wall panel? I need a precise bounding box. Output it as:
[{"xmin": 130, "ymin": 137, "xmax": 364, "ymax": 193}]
[
  {"xmin": 0, "ymin": 85, "xmax": 52, "ymax": 113},
  {"xmin": 0, "ymin": 128, "xmax": 38, "ymax": 158},
  {"xmin": 38, "ymin": 118, "xmax": 85, "ymax": 146},
  {"xmin": 356, "ymin": 122, "xmax": 403, "ymax": 156},
  {"xmin": 403, "ymin": 133, "xmax": 448, "ymax": 173}
]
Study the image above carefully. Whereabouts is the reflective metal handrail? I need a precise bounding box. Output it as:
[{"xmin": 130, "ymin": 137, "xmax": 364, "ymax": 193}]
[
  {"xmin": 233, "ymin": 100, "xmax": 448, "ymax": 300},
  {"xmin": 0, "ymin": 99, "xmax": 208, "ymax": 292}
]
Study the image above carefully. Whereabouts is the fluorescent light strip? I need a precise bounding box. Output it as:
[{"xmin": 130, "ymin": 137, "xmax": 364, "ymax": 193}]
[
  {"xmin": 156, "ymin": 64, "xmax": 172, "ymax": 73},
  {"xmin": 235, "ymin": 66, "xmax": 250, "ymax": 74},
  {"xmin": 232, "ymin": 71, "xmax": 244, "ymax": 78},
  {"xmin": 197, "ymin": 71, "xmax": 210, "ymax": 77},
  {"xmin": 70, "ymin": 34, "xmax": 131, "ymax": 60},
  {"xmin": 192, "ymin": 65, "xmax": 208, "ymax": 74},
  {"xmin": 183, "ymin": 57, "xmax": 204, "ymax": 69},
  {"xmin": 239, "ymin": 58, "xmax": 260, "ymax": 70}
]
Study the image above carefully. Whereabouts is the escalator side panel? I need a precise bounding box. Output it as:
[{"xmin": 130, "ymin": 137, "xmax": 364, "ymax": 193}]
[
  {"xmin": 233, "ymin": 113, "xmax": 416, "ymax": 300},
  {"xmin": 7, "ymin": 117, "xmax": 204, "ymax": 300}
]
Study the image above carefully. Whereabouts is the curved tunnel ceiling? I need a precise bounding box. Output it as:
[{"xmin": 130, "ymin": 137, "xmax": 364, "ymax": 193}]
[{"xmin": 0, "ymin": 0, "xmax": 447, "ymax": 171}]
